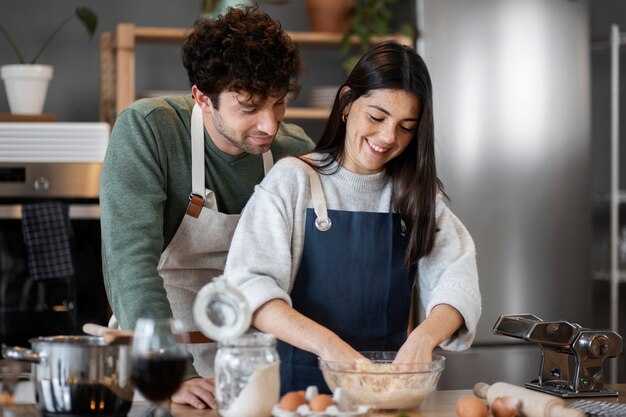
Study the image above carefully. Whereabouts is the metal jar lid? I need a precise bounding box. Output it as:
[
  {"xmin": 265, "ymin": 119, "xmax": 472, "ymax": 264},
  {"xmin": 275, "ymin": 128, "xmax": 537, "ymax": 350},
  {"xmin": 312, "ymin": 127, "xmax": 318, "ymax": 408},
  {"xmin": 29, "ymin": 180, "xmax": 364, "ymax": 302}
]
[{"xmin": 193, "ymin": 276, "xmax": 251, "ymax": 341}]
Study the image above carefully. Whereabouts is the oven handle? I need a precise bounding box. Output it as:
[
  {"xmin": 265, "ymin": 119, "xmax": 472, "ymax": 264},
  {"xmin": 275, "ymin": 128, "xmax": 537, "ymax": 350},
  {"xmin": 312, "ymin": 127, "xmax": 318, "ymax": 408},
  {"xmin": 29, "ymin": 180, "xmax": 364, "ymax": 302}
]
[{"xmin": 0, "ymin": 204, "xmax": 100, "ymax": 220}]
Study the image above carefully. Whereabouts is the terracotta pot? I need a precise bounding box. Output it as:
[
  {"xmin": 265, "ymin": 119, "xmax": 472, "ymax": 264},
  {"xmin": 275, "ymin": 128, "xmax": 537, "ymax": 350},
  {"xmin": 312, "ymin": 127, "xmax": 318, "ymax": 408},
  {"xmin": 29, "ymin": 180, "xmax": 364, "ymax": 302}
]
[{"xmin": 305, "ymin": 0, "xmax": 356, "ymax": 33}]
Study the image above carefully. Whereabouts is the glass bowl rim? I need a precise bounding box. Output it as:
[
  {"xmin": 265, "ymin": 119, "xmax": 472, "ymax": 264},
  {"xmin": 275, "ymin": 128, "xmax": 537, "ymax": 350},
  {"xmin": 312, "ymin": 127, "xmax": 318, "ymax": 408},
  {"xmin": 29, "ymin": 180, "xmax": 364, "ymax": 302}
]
[
  {"xmin": 217, "ymin": 331, "xmax": 276, "ymax": 348},
  {"xmin": 318, "ymin": 352, "xmax": 445, "ymax": 375}
]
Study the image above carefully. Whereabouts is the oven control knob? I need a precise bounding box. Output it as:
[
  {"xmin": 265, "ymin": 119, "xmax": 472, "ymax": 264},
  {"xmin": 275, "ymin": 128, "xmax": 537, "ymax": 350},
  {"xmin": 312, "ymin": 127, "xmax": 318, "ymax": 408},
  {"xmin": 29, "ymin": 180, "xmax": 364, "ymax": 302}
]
[{"xmin": 34, "ymin": 176, "xmax": 50, "ymax": 192}]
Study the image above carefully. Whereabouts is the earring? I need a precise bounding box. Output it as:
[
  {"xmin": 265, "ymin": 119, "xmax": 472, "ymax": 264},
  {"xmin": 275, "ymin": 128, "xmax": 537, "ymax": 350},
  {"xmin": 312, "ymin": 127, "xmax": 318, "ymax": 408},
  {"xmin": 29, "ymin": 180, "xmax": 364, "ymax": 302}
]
[{"xmin": 342, "ymin": 113, "xmax": 347, "ymax": 123}]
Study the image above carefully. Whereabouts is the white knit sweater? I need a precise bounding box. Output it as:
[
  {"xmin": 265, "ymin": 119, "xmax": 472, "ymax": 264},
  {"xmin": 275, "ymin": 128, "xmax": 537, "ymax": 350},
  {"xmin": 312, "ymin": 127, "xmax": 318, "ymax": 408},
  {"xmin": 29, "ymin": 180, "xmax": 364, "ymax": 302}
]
[{"xmin": 224, "ymin": 154, "xmax": 481, "ymax": 351}]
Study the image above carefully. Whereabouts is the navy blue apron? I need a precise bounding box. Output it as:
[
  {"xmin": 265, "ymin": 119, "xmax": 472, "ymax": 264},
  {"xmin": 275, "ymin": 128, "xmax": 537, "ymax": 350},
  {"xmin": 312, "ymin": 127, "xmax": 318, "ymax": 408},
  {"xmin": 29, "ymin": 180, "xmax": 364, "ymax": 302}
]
[{"xmin": 277, "ymin": 169, "xmax": 416, "ymax": 394}]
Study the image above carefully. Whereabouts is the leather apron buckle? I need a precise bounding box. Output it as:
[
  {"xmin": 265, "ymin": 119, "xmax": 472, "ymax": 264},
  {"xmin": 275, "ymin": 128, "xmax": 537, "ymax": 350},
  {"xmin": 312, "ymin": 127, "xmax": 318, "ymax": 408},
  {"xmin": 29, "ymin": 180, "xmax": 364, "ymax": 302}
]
[{"xmin": 186, "ymin": 193, "xmax": 205, "ymax": 218}]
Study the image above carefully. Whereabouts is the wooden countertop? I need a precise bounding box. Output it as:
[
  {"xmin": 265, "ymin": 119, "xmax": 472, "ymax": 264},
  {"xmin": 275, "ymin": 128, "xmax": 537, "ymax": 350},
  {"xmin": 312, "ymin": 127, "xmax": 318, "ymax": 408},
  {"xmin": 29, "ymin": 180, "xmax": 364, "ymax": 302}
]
[
  {"xmin": 133, "ymin": 384, "xmax": 626, "ymax": 417},
  {"xmin": 6, "ymin": 385, "xmax": 626, "ymax": 417}
]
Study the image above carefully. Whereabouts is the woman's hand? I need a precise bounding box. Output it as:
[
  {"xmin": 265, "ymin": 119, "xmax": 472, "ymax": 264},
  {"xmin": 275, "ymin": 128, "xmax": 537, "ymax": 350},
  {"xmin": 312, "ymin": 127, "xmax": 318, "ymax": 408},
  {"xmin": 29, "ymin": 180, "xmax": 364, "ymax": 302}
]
[
  {"xmin": 170, "ymin": 377, "xmax": 216, "ymax": 409},
  {"xmin": 319, "ymin": 338, "xmax": 368, "ymax": 364},
  {"xmin": 394, "ymin": 303, "xmax": 464, "ymax": 365},
  {"xmin": 395, "ymin": 334, "xmax": 434, "ymax": 364}
]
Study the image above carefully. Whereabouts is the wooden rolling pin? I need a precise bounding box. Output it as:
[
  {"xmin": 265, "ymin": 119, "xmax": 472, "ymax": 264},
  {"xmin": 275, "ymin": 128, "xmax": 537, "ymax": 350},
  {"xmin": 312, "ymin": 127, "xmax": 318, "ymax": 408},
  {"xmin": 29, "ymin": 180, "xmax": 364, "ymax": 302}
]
[
  {"xmin": 82, "ymin": 323, "xmax": 214, "ymax": 344},
  {"xmin": 83, "ymin": 323, "xmax": 134, "ymax": 344},
  {"xmin": 473, "ymin": 382, "xmax": 585, "ymax": 417}
]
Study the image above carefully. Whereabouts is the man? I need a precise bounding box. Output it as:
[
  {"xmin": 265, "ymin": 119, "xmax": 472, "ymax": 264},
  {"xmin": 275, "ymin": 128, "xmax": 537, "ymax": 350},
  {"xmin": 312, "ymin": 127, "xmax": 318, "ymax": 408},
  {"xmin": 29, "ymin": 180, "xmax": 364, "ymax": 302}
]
[{"xmin": 100, "ymin": 6, "xmax": 314, "ymax": 409}]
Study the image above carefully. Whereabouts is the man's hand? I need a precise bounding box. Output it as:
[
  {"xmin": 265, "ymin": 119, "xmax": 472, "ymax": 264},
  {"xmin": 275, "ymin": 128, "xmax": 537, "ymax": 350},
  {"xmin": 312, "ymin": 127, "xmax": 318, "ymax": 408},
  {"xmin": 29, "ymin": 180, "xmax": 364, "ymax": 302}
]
[{"xmin": 171, "ymin": 377, "xmax": 216, "ymax": 409}]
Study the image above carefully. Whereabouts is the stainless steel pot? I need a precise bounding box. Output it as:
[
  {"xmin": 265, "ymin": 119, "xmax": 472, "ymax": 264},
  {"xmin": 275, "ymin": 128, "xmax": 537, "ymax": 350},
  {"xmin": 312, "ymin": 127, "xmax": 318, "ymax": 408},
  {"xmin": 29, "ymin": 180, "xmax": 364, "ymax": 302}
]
[{"xmin": 3, "ymin": 335, "xmax": 134, "ymax": 416}]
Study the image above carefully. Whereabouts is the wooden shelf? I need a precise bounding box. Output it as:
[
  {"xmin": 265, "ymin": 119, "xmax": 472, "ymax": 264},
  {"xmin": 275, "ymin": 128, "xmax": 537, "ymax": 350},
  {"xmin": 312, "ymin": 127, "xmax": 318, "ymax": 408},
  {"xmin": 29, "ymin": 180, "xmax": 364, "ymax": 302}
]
[
  {"xmin": 0, "ymin": 113, "xmax": 57, "ymax": 122},
  {"xmin": 135, "ymin": 91, "xmax": 332, "ymax": 121},
  {"xmin": 100, "ymin": 23, "xmax": 413, "ymax": 124},
  {"xmin": 289, "ymin": 31, "xmax": 412, "ymax": 47},
  {"xmin": 119, "ymin": 26, "xmax": 411, "ymax": 47},
  {"xmin": 285, "ymin": 107, "xmax": 330, "ymax": 120}
]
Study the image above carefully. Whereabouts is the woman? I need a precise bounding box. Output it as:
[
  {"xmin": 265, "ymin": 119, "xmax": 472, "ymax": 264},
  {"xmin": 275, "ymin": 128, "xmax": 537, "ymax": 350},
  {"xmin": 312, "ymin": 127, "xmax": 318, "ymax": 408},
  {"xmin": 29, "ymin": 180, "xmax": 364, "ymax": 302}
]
[{"xmin": 223, "ymin": 41, "xmax": 481, "ymax": 393}]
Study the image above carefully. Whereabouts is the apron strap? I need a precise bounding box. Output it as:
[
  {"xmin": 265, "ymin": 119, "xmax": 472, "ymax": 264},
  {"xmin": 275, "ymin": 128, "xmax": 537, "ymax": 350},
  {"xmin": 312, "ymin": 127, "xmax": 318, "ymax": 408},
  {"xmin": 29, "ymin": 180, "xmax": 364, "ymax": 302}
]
[
  {"xmin": 186, "ymin": 104, "xmax": 274, "ymax": 218},
  {"xmin": 304, "ymin": 165, "xmax": 331, "ymax": 232},
  {"xmin": 187, "ymin": 103, "xmax": 206, "ymax": 218},
  {"xmin": 262, "ymin": 150, "xmax": 274, "ymax": 174}
]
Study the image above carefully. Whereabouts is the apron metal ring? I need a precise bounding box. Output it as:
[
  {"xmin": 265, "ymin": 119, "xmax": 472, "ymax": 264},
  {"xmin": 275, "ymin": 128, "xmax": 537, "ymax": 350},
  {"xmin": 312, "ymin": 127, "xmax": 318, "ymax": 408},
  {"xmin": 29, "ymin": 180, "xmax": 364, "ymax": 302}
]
[
  {"xmin": 189, "ymin": 192, "xmax": 206, "ymax": 203},
  {"xmin": 315, "ymin": 217, "xmax": 332, "ymax": 232}
]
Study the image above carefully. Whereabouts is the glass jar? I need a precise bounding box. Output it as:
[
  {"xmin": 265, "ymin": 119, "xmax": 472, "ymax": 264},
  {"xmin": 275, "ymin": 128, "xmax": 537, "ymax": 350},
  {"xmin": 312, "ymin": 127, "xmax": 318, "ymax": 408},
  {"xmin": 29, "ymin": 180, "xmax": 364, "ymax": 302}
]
[
  {"xmin": 215, "ymin": 332, "xmax": 280, "ymax": 417},
  {"xmin": 194, "ymin": 276, "xmax": 251, "ymax": 341}
]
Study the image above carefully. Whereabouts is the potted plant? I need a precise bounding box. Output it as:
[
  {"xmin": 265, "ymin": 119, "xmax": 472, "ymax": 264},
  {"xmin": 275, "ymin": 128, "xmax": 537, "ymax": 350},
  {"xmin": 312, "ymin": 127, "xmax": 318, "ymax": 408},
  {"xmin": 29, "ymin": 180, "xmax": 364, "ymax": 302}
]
[
  {"xmin": 0, "ymin": 7, "xmax": 97, "ymax": 115},
  {"xmin": 307, "ymin": 0, "xmax": 413, "ymax": 110},
  {"xmin": 305, "ymin": 0, "xmax": 356, "ymax": 33},
  {"xmin": 340, "ymin": 0, "xmax": 415, "ymax": 73}
]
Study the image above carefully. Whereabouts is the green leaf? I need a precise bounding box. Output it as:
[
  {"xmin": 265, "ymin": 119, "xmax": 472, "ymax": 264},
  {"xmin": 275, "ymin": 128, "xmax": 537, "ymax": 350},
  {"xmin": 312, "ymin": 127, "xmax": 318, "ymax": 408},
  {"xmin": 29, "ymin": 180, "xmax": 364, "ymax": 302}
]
[
  {"xmin": 340, "ymin": 0, "xmax": 418, "ymax": 73},
  {"xmin": 75, "ymin": 7, "xmax": 98, "ymax": 39},
  {"xmin": 1, "ymin": 6, "xmax": 98, "ymax": 64},
  {"xmin": 29, "ymin": 6, "xmax": 99, "ymax": 63},
  {"xmin": 400, "ymin": 23, "xmax": 415, "ymax": 38},
  {"xmin": 342, "ymin": 55, "xmax": 361, "ymax": 75},
  {"xmin": 0, "ymin": 24, "xmax": 27, "ymax": 64}
]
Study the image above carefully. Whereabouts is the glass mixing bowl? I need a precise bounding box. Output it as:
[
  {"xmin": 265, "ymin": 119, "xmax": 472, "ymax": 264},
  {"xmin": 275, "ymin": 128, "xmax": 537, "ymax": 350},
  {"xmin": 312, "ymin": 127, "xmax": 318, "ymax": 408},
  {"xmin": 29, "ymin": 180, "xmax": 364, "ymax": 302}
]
[{"xmin": 319, "ymin": 351, "xmax": 445, "ymax": 410}]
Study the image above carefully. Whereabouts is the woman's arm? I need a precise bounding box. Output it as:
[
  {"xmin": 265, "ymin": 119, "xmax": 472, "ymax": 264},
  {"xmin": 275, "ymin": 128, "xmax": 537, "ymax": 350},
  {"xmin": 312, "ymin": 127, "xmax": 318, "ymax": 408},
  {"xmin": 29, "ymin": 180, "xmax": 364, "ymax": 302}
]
[
  {"xmin": 253, "ymin": 299, "xmax": 365, "ymax": 363},
  {"xmin": 417, "ymin": 199, "xmax": 481, "ymax": 351},
  {"xmin": 395, "ymin": 303, "xmax": 464, "ymax": 363}
]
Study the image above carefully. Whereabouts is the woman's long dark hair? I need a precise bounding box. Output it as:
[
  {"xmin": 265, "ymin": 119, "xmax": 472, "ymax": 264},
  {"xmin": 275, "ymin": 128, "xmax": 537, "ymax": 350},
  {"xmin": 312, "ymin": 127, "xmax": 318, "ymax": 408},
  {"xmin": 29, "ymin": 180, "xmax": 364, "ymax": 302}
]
[{"xmin": 309, "ymin": 41, "xmax": 445, "ymax": 267}]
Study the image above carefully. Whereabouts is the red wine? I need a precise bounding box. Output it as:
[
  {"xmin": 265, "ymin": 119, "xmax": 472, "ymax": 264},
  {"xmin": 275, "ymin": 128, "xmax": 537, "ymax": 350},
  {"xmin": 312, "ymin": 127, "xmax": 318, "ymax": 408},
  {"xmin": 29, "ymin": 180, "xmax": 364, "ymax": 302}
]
[{"xmin": 131, "ymin": 353, "xmax": 188, "ymax": 401}]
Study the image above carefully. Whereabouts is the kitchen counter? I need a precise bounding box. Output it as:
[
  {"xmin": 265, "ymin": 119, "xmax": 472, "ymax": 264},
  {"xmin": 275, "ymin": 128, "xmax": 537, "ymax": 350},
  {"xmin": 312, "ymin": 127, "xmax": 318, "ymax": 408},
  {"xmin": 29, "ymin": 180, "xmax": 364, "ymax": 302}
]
[
  {"xmin": 6, "ymin": 385, "xmax": 626, "ymax": 417},
  {"xmin": 141, "ymin": 384, "xmax": 626, "ymax": 417}
]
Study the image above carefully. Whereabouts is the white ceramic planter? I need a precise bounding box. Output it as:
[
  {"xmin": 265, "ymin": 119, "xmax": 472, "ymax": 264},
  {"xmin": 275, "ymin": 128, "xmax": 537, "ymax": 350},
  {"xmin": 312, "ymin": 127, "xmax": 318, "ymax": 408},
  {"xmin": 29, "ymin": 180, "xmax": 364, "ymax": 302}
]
[{"xmin": 1, "ymin": 64, "xmax": 53, "ymax": 115}]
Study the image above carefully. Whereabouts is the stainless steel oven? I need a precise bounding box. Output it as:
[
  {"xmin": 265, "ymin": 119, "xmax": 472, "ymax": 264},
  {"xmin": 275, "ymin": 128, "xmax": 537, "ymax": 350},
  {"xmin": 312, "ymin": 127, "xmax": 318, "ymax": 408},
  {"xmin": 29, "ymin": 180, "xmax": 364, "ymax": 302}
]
[{"xmin": 0, "ymin": 122, "xmax": 110, "ymax": 347}]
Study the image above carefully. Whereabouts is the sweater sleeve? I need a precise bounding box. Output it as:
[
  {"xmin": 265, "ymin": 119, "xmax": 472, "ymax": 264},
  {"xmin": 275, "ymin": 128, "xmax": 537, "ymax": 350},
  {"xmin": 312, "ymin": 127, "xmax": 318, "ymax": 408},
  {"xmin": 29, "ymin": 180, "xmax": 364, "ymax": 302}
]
[
  {"xmin": 100, "ymin": 107, "xmax": 174, "ymax": 330},
  {"xmin": 418, "ymin": 198, "xmax": 481, "ymax": 351},
  {"xmin": 224, "ymin": 158, "xmax": 311, "ymax": 312}
]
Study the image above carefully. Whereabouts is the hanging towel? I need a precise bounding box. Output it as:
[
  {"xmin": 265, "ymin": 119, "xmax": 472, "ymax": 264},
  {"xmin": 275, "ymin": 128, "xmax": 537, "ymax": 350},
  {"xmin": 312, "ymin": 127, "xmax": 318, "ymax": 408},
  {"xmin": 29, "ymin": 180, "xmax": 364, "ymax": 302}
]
[{"xmin": 21, "ymin": 201, "xmax": 75, "ymax": 280}]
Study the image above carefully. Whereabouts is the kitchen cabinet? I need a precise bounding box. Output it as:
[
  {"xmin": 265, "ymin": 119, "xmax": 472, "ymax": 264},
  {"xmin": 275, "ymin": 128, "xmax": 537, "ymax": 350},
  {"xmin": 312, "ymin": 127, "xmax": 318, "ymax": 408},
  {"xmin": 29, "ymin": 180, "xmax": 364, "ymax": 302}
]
[{"xmin": 99, "ymin": 23, "xmax": 412, "ymax": 125}]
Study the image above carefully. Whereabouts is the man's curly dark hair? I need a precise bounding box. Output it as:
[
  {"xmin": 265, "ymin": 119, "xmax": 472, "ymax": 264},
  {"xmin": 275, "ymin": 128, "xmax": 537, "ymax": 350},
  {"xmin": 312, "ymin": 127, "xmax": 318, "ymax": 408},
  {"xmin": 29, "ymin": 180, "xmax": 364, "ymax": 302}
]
[{"xmin": 181, "ymin": 5, "xmax": 303, "ymax": 108}]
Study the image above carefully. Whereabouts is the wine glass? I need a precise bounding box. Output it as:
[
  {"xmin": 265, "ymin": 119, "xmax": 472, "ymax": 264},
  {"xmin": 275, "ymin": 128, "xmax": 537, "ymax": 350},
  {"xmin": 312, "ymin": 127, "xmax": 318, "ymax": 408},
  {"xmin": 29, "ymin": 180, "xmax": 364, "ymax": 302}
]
[{"xmin": 131, "ymin": 318, "xmax": 190, "ymax": 416}]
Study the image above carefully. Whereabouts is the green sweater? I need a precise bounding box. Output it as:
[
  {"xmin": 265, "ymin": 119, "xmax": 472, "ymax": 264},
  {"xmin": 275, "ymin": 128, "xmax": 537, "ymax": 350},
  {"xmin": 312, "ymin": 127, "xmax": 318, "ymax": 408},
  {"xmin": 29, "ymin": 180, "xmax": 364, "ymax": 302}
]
[{"xmin": 100, "ymin": 95, "xmax": 314, "ymax": 332}]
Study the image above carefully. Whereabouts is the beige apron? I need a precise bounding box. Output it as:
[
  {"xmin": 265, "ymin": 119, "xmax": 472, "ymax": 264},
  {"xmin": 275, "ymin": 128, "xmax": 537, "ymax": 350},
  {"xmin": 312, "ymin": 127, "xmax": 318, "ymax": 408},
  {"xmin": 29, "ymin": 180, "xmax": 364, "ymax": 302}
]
[{"xmin": 112, "ymin": 104, "xmax": 273, "ymax": 378}]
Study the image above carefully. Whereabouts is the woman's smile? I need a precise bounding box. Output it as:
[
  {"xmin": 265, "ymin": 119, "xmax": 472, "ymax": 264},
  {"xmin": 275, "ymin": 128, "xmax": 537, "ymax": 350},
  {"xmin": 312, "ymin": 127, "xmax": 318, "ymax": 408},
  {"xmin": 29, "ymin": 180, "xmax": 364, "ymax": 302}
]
[
  {"xmin": 365, "ymin": 138, "xmax": 389, "ymax": 153},
  {"xmin": 342, "ymin": 88, "xmax": 420, "ymax": 175}
]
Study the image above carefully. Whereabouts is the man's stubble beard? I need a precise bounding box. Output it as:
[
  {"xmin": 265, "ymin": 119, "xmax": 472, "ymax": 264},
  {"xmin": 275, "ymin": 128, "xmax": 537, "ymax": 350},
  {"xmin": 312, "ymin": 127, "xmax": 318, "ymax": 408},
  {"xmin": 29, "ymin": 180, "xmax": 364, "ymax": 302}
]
[{"xmin": 212, "ymin": 110, "xmax": 275, "ymax": 155}]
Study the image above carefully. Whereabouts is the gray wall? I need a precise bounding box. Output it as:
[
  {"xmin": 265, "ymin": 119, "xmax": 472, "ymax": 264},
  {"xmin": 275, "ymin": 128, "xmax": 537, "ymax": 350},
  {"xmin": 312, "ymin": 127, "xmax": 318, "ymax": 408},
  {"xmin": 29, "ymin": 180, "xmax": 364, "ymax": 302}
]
[
  {"xmin": 0, "ymin": 0, "xmax": 414, "ymax": 139},
  {"xmin": 0, "ymin": 0, "xmax": 308, "ymax": 122},
  {"xmin": 0, "ymin": 0, "xmax": 621, "ymax": 164},
  {"xmin": 1, "ymin": 0, "xmax": 199, "ymax": 121}
]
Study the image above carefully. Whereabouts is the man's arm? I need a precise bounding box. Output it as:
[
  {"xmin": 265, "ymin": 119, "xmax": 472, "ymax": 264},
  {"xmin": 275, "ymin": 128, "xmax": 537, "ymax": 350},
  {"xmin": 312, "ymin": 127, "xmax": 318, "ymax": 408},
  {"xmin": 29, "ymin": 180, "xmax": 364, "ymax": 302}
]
[{"xmin": 100, "ymin": 107, "xmax": 173, "ymax": 330}]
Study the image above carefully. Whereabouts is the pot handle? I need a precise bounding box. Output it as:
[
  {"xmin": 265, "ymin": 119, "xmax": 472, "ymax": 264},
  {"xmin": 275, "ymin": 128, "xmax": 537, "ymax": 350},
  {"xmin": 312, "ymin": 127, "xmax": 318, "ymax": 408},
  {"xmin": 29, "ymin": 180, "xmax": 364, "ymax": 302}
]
[{"xmin": 2, "ymin": 344, "xmax": 40, "ymax": 363}]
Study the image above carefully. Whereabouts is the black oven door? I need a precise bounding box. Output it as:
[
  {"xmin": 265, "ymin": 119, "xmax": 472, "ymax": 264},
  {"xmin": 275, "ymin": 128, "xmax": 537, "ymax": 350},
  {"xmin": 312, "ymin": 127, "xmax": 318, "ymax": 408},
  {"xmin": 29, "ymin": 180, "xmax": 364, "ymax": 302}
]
[{"xmin": 0, "ymin": 203, "xmax": 108, "ymax": 347}]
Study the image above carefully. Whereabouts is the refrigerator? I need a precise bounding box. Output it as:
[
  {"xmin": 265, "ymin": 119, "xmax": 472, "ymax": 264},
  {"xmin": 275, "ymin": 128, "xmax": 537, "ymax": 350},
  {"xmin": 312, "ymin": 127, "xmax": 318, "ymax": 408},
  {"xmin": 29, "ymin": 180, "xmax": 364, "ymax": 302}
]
[{"xmin": 415, "ymin": 0, "xmax": 594, "ymax": 389}]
